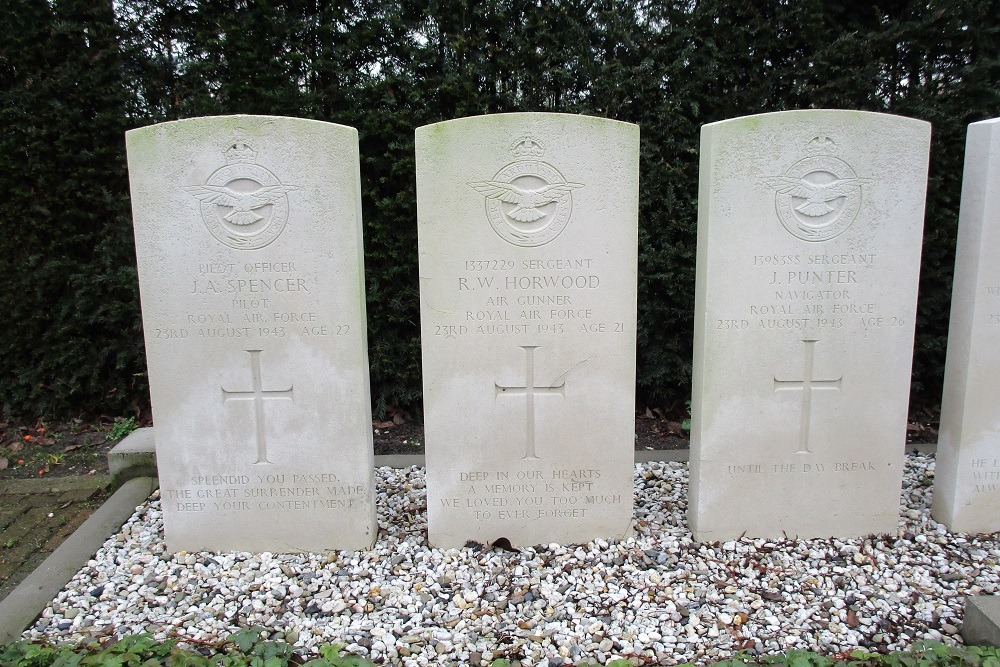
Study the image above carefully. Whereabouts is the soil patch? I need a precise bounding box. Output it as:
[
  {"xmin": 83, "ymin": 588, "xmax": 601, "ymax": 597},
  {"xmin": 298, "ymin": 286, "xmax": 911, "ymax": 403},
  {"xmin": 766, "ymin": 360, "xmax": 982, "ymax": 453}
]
[{"xmin": 0, "ymin": 420, "xmax": 119, "ymax": 480}]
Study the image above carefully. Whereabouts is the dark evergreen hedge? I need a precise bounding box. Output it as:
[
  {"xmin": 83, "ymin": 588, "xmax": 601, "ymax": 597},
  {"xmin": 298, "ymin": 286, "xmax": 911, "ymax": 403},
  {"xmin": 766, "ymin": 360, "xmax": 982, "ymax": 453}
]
[{"xmin": 1, "ymin": 0, "xmax": 998, "ymax": 419}]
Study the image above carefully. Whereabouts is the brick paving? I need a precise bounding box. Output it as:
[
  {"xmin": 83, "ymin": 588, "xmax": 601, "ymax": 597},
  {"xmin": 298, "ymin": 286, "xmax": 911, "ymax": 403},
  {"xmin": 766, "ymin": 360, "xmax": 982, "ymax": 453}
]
[{"xmin": 0, "ymin": 476, "xmax": 109, "ymax": 604}]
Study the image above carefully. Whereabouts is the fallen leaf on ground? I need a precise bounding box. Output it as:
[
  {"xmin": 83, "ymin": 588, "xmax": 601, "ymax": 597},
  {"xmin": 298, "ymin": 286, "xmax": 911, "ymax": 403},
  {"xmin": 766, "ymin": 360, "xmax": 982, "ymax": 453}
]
[
  {"xmin": 64, "ymin": 444, "xmax": 82, "ymax": 452},
  {"xmin": 373, "ymin": 420, "xmax": 395, "ymax": 429},
  {"xmin": 846, "ymin": 610, "xmax": 860, "ymax": 627},
  {"xmin": 0, "ymin": 458, "xmax": 7, "ymax": 470}
]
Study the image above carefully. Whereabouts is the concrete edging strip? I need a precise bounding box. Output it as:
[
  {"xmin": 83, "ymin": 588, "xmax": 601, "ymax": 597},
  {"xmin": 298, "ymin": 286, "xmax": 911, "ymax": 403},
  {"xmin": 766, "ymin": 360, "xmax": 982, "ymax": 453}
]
[
  {"xmin": 964, "ymin": 596, "xmax": 1000, "ymax": 647},
  {"xmin": 0, "ymin": 476, "xmax": 158, "ymax": 644},
  {"xmin": 108, "ymin": 434, "xmax": 702, "ymax": 474}
]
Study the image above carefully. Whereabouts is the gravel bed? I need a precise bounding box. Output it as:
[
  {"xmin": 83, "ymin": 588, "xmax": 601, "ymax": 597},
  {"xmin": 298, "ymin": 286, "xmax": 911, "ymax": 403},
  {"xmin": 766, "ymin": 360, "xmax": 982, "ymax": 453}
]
[{"xmin": 25, "ymin": 454, "xmax": 1000, "ymax": 666}]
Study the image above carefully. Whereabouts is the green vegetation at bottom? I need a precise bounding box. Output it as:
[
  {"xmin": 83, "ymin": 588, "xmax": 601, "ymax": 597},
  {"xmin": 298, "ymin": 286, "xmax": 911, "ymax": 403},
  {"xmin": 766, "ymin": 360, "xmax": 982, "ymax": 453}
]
[{"xmin": 1, "ymin": 631, "xmax": 998, "ymax": 667}]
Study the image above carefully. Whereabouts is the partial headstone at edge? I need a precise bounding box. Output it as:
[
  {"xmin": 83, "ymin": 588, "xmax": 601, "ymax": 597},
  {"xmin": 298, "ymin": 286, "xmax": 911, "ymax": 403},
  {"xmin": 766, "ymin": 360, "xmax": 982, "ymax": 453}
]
[
  {"xmin": 690, "ymin": 109, "xmax": 931, "ymax": 540},
  {"xmin": 416, "ymin": 113, "xmax": 638, "ymax": 549},
  {"xmin": 127, "ymin": 115, "xmax": 376, "ymax": 552},
  {"xmin": 933, "ymin": 117, "xmax": 1000, "ymax": 533}
]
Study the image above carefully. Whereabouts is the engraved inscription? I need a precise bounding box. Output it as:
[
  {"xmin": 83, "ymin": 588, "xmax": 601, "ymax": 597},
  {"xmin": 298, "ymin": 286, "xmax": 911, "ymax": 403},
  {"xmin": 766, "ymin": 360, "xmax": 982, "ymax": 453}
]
[
  {"xmin": 439, "ymin": 256, "xmax": 627, "ymax": 337},
  {"xmin": 222, "ymin": 350, "xmax": 294, "ymax": 464},
  {"xmin": 773, "ymin": 339, "xmax": 842, "ymax": 454},
  {"xmin": 495, "ymin": 346, "xmax": 565, "ymax": 460},
  {"xmin": 163, "ymin": 471, "xmax": 366, "ymax": 512},
  {"xmin": 713, "ymin": 253, "xmax": 910, "ymax": 334},
  {"xmin": 726, "ymin": 460, "xmax": 879, "ymax": 475},
  {"xmin": 971, "ymin": 457, "xmax": 1000, "ymax": 494},
  {"xmin": 446, "ymin": 468, "xmax": 620, "ymax": 521},
  {"xmin": 985, "ymin": 286, "xmax": 1000, "ymax": 325},
  {"xmin": 469, "ymin": 136, "xmax": 583, "ymax": 247},
  {"xmin": 149, "ymin": 261, "xmax": 347, "ymax": 340}
]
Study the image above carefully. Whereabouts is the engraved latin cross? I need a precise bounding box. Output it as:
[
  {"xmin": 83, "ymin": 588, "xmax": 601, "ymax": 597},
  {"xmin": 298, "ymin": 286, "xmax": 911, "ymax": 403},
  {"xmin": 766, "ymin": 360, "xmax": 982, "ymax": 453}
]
[
  {"xmin": 222, "ymin": 349, "xmax": 294, "ymax": 464},
  {"xmin": 773, "ymin": 339, "xmax": 842, "ymax": 455},
  {"xmin": 495, "ymin": 345, "xmax": 565, "ymax": 460}
]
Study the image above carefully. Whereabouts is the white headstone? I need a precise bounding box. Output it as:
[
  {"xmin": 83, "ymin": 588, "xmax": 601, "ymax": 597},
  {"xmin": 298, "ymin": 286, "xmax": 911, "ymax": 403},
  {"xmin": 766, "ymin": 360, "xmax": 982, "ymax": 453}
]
[
  {"xmin": 933, "ymin": 118, "xmax": 1000, "ymax": 533},
  {"xmin": 126, "ymin": 115, "xmax": 376, "ymax": 552},
  {"xmin": 690, "ymin": 109, "xmax": 931, "ymax": 540},
  {"xmin": 416, "ymin": 113, "xmax": 638, "ymax": 548}
]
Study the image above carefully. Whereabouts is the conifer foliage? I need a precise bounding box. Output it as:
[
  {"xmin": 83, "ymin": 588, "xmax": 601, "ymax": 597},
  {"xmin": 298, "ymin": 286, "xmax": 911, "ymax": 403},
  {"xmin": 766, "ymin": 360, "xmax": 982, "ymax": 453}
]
[
  {"xmin": 0, "ymin": 0, "xmax": 998, "ymax": 418},
  {"xmin": 0, "ymin": 0, "xmax": 139, "ymax": 417}
]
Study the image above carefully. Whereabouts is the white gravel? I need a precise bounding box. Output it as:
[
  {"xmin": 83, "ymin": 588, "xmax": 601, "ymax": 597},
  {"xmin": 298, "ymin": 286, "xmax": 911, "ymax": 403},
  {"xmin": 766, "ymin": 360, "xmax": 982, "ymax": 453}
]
[{"xmin": 25, "ymin": 454, "xmax": 1000, "ymax": 666}]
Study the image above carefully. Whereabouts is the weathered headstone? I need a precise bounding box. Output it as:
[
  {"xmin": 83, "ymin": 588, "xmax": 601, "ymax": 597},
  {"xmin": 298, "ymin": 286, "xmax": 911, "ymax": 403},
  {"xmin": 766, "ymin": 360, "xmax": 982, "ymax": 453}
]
[
  {"xmin": 126, "ymin": 115, "xmax": 376, "ymax": 552},
  {"xmin": 690, "ymin": 110, "xmax": 931, "ymax": 540},
  {"xmin": 416, "ymin": 113, "xmax": 638, "ymax": 548},
  {"xmin": 933, "ymin": 118, "xmax": 1000, "ymax": 533}
]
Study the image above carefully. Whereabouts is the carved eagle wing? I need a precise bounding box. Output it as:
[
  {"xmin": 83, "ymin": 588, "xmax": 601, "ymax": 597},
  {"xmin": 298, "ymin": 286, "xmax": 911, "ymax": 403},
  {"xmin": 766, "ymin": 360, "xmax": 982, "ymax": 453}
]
[
  {"xmin": 184, "ymin": 185, "xmax": 241, "ymax": 208},
  {"xmin": 185, "ymin": 184, "xmax": 298, "ymax": 225},
  {"xmin": 762, "ymin": 176, "xmax": 871, "ymax": 217},
  {"xmin": 469, "ymin": 180, "xmax": 583, "ymax": 222}
]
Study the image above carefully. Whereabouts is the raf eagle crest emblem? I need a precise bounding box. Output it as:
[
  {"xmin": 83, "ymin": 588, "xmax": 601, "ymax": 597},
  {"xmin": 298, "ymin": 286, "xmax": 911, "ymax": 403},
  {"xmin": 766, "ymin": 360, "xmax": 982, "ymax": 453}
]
[
  {"xmin": 761, "ymin": 136, "xmax": 872, "ymax": 242},
  {"xmin": 186, "ymin": 138, "xmax": 299, "ymax": 250},
  {"xmin": 469, "ymin": 136, "xmax": 583, "ymax": 247}
]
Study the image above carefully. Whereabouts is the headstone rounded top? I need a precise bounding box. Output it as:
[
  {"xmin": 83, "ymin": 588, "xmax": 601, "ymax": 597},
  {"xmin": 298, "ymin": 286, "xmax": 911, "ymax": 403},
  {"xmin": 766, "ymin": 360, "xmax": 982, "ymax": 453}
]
[
  {"xmin": 126, "ymin": 114, "xmax": 359, "ymax": 139},
  {"xmin": 418, "ymin": 111, "xmax": 639, "ymax": 133},
  {"xmin": 702, "ymin": 108, "xmax": 930, "ymax": 131}
]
